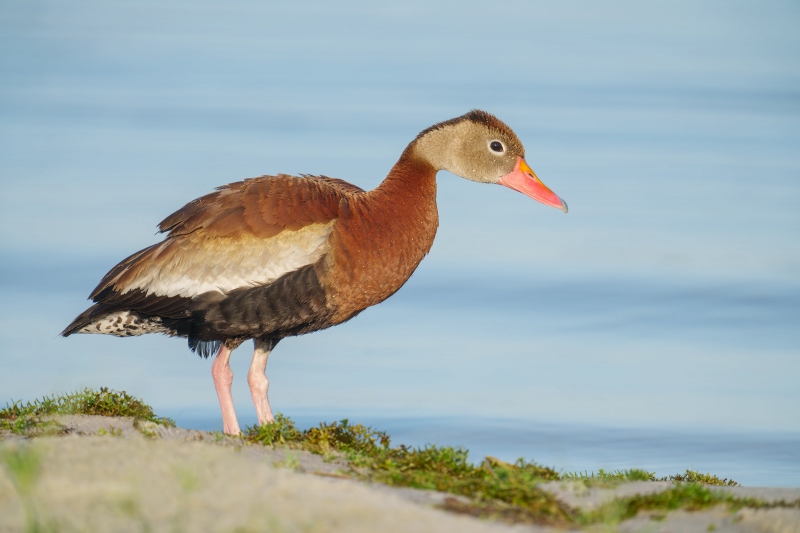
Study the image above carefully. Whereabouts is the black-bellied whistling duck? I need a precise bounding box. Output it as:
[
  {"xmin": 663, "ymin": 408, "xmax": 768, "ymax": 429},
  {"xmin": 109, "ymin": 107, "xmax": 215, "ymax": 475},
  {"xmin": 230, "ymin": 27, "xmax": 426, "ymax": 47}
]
[{"xmin": 62, "ymin": 110, "xmax": 567, "ymax": 435}]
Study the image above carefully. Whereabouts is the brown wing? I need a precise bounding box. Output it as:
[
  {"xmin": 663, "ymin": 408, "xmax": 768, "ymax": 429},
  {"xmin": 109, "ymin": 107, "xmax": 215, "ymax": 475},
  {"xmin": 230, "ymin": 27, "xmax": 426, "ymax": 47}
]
[{"xmin": 90, "ymin": 174, "xmax": 363, "ymax": 302}]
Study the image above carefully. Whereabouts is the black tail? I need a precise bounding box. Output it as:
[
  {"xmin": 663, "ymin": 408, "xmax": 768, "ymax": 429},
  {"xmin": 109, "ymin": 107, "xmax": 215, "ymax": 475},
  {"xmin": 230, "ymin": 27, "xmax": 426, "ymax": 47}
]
[{"xmin": 61, "ymin": 303, "xmax": 113, "ymax": 336}]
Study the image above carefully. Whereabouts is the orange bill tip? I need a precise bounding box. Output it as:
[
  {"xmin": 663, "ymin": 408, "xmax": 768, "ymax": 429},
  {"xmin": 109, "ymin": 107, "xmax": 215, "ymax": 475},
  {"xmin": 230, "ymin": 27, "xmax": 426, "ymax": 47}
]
[{"xmin": 499, "ymin": 157, "xmax": 568, "ymax": 213}]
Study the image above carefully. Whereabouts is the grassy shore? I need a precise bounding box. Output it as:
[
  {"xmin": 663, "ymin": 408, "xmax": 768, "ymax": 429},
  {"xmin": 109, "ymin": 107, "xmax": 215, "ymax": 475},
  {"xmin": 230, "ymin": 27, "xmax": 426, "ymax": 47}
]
[{"xmin": 1, "ymin": 389, "xmax": 798, "ymax": 532}]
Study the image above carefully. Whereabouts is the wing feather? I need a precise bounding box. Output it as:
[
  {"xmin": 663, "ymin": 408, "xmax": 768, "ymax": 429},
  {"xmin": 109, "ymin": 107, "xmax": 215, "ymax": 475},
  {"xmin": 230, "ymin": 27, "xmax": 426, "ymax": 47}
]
[{"xmin": 90, "ymin": 174, "xmax": 362, "ymax": 304}]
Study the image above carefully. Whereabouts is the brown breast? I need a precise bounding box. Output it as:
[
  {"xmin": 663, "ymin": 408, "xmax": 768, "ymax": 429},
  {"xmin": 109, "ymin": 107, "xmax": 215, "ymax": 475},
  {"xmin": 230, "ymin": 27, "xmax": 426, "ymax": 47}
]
[{"xmin": 321, "ymin": 155, "xmax": 439, "ymax": 324}]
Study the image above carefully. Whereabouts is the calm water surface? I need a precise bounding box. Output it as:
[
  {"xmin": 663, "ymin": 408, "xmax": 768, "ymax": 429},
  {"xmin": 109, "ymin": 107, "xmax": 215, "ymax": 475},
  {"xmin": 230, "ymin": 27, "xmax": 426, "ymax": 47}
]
[{"xmin": 1, "ymin": 1, "xmax": 798, "ymax": 486}]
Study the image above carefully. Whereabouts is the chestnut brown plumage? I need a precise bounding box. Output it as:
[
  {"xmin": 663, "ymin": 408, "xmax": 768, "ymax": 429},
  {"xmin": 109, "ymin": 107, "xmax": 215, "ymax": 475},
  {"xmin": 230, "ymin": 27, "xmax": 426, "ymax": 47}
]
[{"xmin": 63, "ymin": 110, "xmax": 567, "ymax": 434}]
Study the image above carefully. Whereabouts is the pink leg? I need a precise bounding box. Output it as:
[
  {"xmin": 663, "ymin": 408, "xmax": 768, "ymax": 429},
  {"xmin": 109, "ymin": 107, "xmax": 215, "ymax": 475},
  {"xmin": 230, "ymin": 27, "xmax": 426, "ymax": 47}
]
[
  {"xmin": 211, "ymin": 344, "xmax": 241, "ymax": 435},
  {"xmin": 248, "ymin": 339, "xmax": 276, "ymax": 425}
]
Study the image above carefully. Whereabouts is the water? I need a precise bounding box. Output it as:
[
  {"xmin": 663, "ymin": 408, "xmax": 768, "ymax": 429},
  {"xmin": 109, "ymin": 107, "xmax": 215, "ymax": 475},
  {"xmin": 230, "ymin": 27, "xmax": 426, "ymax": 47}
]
[{"xmin": 1, "ymin": 1, "xmax": 799, "ymax": 486}]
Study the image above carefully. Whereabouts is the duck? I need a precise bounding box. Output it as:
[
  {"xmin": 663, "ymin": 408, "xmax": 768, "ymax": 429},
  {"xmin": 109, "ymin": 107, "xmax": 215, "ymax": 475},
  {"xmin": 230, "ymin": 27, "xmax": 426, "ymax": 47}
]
[{"xmin": 62, "ymin": 110, "xmax": 567, "ymax": 435}]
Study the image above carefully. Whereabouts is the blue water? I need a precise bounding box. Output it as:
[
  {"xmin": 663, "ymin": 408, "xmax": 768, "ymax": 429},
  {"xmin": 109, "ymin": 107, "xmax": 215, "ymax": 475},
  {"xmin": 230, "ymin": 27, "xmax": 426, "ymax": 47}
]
[{"xmin": 1, "ymin": 1, "xmax": 799, "ymax": 486}]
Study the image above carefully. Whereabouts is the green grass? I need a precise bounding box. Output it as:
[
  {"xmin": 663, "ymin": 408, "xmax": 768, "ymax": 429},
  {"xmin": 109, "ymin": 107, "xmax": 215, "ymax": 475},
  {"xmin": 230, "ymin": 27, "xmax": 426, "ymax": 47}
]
[
  {"xmin": 0, "ymin": 445, "xmax": 56, "ymax": 532},
  {"xmin": 563, "ymin": 468, "xmax": 740, "ymax": 487},
  {"xmin": 0, "ymin": 445, "xmax": 41, "ymax": 495},
  {"xmin": 2, "ymin": 389, "xmax": 791, "ymax": 529},
  {"xmin": 245, "ymin": 418, "xmax": 572, "ymax": 525},
  {"xmin": 0, "ymin": 387, "xmax": 174, "ymax": 435},
  {"xmin": 242, "ymin": 415, "xmax": 768, "ymax": 526},
  {"xmin": 663, "ymin": 470, "xmax": 739, "ymax": 487},
  {"xmin": 563, "ymin": 468, "xmax": 657, "ymax": 485},
  {"xmin": 582, "ymin": 482, "xmax": 795, "ymax": 527}
]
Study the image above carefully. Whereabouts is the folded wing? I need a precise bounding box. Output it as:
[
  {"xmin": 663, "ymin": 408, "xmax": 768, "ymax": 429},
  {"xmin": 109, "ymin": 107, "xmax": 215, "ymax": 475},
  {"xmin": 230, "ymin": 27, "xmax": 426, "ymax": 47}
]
[{"xmin": 63, "ymin": 174, "xmax": 363, "ymax": 337}]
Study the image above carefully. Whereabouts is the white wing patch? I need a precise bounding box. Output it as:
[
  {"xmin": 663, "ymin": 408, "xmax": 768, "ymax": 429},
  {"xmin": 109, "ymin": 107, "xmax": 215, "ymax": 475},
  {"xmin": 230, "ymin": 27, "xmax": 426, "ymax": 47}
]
[{"xmin": 124, "ymin": 221, "xmax": 334, "ymax": 298}]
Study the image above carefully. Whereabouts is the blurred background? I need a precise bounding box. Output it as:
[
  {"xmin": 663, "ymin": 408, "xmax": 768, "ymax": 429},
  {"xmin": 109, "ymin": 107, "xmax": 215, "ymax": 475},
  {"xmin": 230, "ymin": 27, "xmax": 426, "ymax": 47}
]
[{"xmin": 1, "ymin": 1, "xmax": 798, "ymax": 485}]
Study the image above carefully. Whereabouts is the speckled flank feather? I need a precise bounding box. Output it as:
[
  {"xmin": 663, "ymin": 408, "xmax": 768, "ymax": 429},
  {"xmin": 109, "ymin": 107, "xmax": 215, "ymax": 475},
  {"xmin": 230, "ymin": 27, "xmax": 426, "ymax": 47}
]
[{"xmin": 73, "ymin": 310, "xmax": 172, "ymax": 337}]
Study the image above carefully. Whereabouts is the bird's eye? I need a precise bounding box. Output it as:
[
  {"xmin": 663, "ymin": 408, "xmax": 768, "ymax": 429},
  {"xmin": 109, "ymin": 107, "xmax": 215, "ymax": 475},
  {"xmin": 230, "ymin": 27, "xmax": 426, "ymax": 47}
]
[{"xmin": 489, "ymin": 141, "xmax": 504, "ymax": 153}]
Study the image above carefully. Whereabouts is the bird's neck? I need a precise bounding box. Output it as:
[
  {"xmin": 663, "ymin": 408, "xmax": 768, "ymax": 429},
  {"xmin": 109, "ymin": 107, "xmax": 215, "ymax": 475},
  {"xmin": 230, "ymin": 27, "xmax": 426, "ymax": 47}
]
[
  {"xmin": 363, "ymin": 148, "xmax": 440, "ymax": 265},
  {"xmin": 321, "ymin": 149, "xmax": 439, "ymax": 323},
  {"xmin": 374, "ymin": 147, "xmax": 438, "ymax": 205}
]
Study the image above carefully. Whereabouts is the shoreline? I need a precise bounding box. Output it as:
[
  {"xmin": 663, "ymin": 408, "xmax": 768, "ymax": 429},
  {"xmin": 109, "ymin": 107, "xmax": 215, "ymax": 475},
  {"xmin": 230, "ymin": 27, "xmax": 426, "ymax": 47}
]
[{"xmin": 2, "ymin": 414, "xmax": 799, "ymax": 532}]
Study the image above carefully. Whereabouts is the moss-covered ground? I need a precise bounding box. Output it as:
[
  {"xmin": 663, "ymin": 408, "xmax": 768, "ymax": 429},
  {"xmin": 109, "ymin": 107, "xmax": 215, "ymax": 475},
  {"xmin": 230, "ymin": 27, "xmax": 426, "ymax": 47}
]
[
  {"xmin": 2, "ymin": 388, "xmax": 796, "ymax": 529},
  {"xmin": 242, "ymin": 414, "xmax": 766, "ymax": 527},
  {"xmin": 0, "ymin": 387, "xmax": 174, "ymax": 436}
]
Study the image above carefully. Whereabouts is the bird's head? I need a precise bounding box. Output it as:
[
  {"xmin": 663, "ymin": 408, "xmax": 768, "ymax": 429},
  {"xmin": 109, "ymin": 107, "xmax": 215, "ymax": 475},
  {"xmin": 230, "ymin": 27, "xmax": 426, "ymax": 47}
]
[{"xmin": 411, "ymin": 109, "xmax": 567, "ymax": 213}]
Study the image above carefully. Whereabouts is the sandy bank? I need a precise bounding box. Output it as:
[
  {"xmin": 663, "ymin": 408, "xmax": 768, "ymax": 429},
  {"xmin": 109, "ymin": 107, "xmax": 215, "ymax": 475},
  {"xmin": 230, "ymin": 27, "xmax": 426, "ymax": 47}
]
[{"xmin": 1, "ymin": 416, "xmax": 798, "ymax": 532}]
